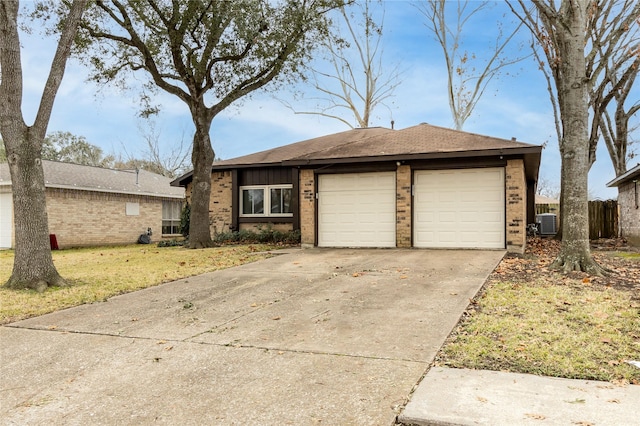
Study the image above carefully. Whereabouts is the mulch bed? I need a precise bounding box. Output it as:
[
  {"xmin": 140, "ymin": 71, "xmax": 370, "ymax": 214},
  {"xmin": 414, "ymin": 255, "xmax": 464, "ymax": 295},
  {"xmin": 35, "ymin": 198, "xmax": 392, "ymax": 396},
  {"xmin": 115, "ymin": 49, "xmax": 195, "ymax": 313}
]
[{"xmin": 491, "ymin": 237, "xmax": 640, "ymax": 297}]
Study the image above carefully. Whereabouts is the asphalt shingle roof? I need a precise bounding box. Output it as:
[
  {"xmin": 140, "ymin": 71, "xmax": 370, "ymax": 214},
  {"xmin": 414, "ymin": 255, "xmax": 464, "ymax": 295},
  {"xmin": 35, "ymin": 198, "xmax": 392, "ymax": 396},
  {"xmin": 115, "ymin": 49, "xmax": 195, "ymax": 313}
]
[
  {"xmin": 0, "ymin": 160, "xmax": 184, "ymax": 199},
  {"xmin": 172, "ymin": 123, "xmax": 542, "ymax": 187},
  {"xmin": 291, "ymin": 123, "xmax": 537, "ymax": 161},
  {"xmin": 213, "ymin": 123, "xmax": 537, "ymax": 165},
  {"xmin": 212, "ymin": 127, "xmax": 394, "ymax": 167}
]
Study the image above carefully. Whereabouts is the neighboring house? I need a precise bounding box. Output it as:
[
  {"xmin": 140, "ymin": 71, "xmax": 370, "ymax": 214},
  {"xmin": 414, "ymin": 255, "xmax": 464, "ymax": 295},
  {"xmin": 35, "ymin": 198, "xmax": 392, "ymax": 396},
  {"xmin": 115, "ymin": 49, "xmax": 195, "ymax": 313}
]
[
  {"xmin": 0, "ymin": 160, "xmax": 185, "ymax": 249},
  {"xmin": 172, "ymin": 123, "xmax": 542, "ymax": 253},
  {"xmin": 535, "ymin": 194, "xmax": 559, "ymax": 209},
  {"xmin": 607, "ymin": 163, "xmax": 640, "ymax": 246}
]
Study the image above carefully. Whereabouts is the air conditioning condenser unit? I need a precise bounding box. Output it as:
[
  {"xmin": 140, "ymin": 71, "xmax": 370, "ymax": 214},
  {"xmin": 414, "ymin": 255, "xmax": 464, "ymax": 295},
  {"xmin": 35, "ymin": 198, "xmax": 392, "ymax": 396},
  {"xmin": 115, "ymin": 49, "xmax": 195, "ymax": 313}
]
[{"xmin": 536, "ymin": 213, "xmax": 557, "ymax": 235}]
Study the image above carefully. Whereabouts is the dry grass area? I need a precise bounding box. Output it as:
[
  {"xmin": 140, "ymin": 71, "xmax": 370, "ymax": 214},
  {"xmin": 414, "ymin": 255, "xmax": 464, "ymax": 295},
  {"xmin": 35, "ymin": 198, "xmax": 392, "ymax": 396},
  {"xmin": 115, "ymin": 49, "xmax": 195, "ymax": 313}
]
[
  {"xmin": 0, "ymin": 244, "xmax": 280, "ymax": 325},
  {"xmin": 436, "ymin": 238, "xmax": 640, "ymax": 384}
]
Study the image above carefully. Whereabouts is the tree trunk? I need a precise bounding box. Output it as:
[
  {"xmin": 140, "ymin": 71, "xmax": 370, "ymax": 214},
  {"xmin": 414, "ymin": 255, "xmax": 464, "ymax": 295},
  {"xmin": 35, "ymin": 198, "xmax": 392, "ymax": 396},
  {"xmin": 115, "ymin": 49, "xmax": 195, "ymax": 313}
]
[
  {"xmin": 187, "ymin": 107, "xmax": 215, "ymax": 249},
  {"xmin": 4, "ymin": 142, "xmax": 65, "ymax": 291},
  {"xmin": 548, "ymin": 0, "xmax": 604, "ymax": 275},
  {"xmin": 1, "ymin": 0, "xmax": 86, "ymax": 290}
]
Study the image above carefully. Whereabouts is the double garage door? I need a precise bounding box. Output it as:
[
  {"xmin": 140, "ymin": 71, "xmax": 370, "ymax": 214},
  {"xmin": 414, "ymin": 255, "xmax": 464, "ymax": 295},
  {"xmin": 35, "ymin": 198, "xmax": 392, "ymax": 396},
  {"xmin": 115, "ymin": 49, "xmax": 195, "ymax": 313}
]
[{"xmin": 317, "ymin": 168, "xmax": 505, "ymax": 249}]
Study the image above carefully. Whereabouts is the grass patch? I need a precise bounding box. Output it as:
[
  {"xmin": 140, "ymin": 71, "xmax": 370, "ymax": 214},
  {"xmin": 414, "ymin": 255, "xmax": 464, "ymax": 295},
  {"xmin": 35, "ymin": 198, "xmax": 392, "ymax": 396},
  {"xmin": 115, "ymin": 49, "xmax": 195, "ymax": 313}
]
[
  {"xmin": 0, "ymin": 244, "xmax": 281, "ymax": 324},
  {"xmin": 614, "ymin": 252, "xmax": 640, "ymax": 260},
  {"xmin": 438, "ymin": 277, "xmax": 640, "ymax": 384}
]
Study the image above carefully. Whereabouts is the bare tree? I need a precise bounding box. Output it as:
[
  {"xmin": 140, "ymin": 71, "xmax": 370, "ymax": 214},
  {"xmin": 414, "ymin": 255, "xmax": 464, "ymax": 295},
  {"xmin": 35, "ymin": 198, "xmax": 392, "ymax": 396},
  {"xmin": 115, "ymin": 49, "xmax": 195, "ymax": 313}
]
[
  {"xmin": 521, "ymin": 1, "xmax": 640, "ymax": 176},
  {"xmin": 138, "ymin": 121, "xmax": 191, "ymax": 178},
  {"xmin": 70, "ymin": 0, "xmax": 343, "ymax": 248},
  {"xmin": 114, "ymin": 119, "xmax": 192, "ymax": 178},
  {"xmin": 509, "ymin": 0, "xmax": 605, "ymax": 274},
  {"xmin": 417, "ymin": 0, "xmax": 527, "ymax": 130},
  {"xmin": 0, "ymin": 0, "xmax": 87, "ymax": 291},
  {"xmin": 586, "ymin": 0, "xmax": 640, "ymax": 176},
  {"xmin": 536, "ymin": 175, "xmax": 560, "ymax": 199},
  {"xmin": 283, "ymin": 1, "xmax": 401, "ymax": 128}
]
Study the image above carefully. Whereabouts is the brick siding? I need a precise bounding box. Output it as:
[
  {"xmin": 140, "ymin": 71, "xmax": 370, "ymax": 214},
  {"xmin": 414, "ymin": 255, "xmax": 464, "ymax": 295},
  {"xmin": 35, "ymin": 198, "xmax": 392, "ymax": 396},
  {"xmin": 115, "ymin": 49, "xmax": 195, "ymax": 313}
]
[
  {"xmin": 46, "ymin": 188, "xmax": 169, "ymax": 248},
  {"xmin": 209, "ymin": 171, "xmax": 233, "ymax": 235},
  {"xmin": 505, "ymin": 159, "xmax": 527, "ymax": 253},
  {"xmin": 396, "ymin": 165, "xmax": 412, "ymax": 247},
  {"xmin": 299, "ymin": 169, "xmax": 316, "ymax": 247}
]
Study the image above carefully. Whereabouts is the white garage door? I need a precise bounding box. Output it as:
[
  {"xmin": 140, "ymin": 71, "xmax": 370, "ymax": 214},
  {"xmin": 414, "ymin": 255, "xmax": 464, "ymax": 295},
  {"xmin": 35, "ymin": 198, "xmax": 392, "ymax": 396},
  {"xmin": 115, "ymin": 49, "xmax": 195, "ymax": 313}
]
[
  {"xmin": 414, "ymin": 168, "xmax": 505, "ymax": 249},
  {"xmin": 318, "ymin": 172, "xmax": 396, "ymax": 247},
  {"xmin": 0, "ymin": 192, "xmax": 13, "ymax": 248}
]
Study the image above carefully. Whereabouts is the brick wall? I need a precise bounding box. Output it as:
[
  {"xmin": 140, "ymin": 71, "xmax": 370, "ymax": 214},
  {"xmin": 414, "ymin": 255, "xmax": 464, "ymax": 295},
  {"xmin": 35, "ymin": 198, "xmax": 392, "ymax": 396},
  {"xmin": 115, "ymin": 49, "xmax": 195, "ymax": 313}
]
[
  {"xmin": 209, "ymin": 171, "xmax": 233, "ymax": 235},
  {"xmin": 396, "ymin": 165, "xmax": 412, "ymax": 248},
  {"xmin": 618, "ymin": 180, "xmax": 640, "ymax": 246},
  {"xmin": 46, "ymin": 188, "xmax": 167, "ymax": 248},
  {"xmin": 505, "ymin": 159, "xmax": 527, "ymax": 253},
  {"xmin": 299, "ymin": 169, "xmax": 315, "ymax": 247}
]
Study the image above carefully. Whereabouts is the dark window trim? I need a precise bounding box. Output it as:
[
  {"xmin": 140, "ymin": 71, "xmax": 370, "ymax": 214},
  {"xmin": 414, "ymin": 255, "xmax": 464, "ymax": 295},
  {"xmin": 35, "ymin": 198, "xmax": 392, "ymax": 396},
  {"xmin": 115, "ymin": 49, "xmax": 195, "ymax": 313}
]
[
  {"xmin": 231, "ymin": 169, "xmax": 239, "ymax": 231},
  {"xmin": 238, "ymin": 217, "xmax": 294, "ymax": 224},
  {"xmin": 292, "ymin": 168, "xmax": 300, "ymax": 231},
  {"xmin": 232, "ymin": 167, "xmax": 298, "ymax": 232}
]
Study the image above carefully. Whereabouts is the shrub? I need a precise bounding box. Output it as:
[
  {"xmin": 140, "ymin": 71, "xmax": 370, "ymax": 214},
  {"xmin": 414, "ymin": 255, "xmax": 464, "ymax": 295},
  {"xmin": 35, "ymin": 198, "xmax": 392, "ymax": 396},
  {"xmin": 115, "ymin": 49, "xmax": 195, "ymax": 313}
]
[
  {"xmin": 213, "ymin": 225, "xmax": 300, "ymax": 245},
  {"xmin": 180, "ymin": 203, "xmax": 190, "ymax": 237},
  {"xmin": 157, "ymin": 239, "xmax": 186, "ymax": 247}
]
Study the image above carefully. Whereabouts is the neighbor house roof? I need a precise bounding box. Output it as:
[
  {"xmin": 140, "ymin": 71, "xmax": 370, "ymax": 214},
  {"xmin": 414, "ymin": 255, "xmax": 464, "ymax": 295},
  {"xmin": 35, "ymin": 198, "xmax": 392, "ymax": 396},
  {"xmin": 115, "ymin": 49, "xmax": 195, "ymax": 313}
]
[
  {"xmin": 172, "ymin": 123, "xmax": 542, "ymax": 186},
  {"xmin": 606, "ymin": 163, "xmax": 640, "ymax": 187},
  {"xmin": 535, "ymin": 195, "xmax": 559, "ymax": 204},
  {"xmin": 0, "ymin": 160, "xmax": 184, "ymax": 199}
]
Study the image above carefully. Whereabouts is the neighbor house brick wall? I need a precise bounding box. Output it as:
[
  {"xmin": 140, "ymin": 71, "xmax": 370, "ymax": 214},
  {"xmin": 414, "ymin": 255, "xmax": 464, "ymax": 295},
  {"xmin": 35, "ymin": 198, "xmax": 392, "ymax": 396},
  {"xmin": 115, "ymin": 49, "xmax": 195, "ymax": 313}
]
[
  {"xmin": 299, "ymin": 169, "xmax": 315, "ymax": 247},
  {"xmin": 209, "ymin": 171, "xmax": 233, "ymax": 236},
  {"xmin": 505, "ymin": 159, "xmax": 527, "ymax": 253},
  {"xmin": 617, "ymin": 180, "xmax": 640, "ymax": 246},
  {"xmin": 396, "ymin": 165, "xmax": 411, "ymax": 248},
  {"xmin": 46, "ymin": 188, "xmax": 164, "ymax": 248}
]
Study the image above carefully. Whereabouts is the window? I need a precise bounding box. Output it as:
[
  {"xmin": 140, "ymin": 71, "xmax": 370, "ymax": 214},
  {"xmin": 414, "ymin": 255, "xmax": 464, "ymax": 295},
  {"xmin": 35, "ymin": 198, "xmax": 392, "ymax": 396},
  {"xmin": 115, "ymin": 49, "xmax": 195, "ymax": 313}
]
[
  {"xmin": 240, "ymin": 185, "xmax": 293, "ymax": 217},
  {"xmin": 162, "ymin": 200, "xmax": 182, "ymax": 235}
]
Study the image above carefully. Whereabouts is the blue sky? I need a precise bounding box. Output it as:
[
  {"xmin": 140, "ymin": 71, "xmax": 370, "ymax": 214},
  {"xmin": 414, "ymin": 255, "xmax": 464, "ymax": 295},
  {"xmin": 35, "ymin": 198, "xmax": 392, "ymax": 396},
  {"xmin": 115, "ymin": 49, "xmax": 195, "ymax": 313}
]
[{"xmin": 17, "ymin": 1, "xmax": 639, "ymax": 199}]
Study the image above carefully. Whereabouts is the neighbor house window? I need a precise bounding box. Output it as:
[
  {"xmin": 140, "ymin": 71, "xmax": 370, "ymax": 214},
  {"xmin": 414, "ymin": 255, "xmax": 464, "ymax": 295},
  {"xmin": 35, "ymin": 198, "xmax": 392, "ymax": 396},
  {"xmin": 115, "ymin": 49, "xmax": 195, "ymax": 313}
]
[
  {"xmin": 162, "ymin": 200, "xmax": 182, "ymax": 235},
  {"xmin": 240, "ymin": 185, "xmax": 293, "ymax": 217}
]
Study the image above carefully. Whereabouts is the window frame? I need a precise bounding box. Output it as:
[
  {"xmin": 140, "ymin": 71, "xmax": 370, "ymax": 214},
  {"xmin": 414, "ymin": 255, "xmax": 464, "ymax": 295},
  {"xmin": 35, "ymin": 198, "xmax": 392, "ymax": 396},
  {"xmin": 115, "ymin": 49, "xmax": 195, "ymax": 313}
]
[
  {"xmin": 239, "ymin": 184, "xmax": 293, "ymax": 218},
  {"xmin": 162, "ymin": 200, "xmax": 183, "ymax": 236}
]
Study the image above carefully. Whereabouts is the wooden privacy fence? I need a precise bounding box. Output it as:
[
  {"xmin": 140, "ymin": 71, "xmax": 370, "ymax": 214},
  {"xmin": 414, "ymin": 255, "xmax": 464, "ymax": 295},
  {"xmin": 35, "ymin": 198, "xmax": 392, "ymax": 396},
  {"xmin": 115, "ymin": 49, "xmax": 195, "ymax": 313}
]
[
  {"xmin": 534, "ymin": 200, "xmax": 618, "ymax": 239},
  {"xmin": 589, "ymin": 200, "xmax": 618, "ymax": 239},
  {"xmin": 535, "ymin": 203, "xmax": 559, "ymax": 215}
]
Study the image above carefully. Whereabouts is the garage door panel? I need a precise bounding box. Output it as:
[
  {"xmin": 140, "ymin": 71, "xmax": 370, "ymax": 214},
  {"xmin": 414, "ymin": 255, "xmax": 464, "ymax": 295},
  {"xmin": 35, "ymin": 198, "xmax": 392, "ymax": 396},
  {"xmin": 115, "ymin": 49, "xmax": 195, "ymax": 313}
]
[
  {"xmin": 318, "ymin": 172, "xmax": 396, "ymax": 248},
  {"xmin": 0, "ymin": 193, "xmax": 13, "ymax": 249},
  {"xmin": 414, "ymin": 168, "xmax": 505, "ymax": 249}
]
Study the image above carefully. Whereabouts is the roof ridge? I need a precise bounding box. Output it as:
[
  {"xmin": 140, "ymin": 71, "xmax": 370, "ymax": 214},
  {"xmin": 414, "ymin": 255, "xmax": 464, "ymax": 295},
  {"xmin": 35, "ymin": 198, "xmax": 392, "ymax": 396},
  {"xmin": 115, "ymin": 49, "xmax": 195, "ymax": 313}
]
[{"xmin": 287, "ymin": 127, "xmax": 396, "ymax": 161}]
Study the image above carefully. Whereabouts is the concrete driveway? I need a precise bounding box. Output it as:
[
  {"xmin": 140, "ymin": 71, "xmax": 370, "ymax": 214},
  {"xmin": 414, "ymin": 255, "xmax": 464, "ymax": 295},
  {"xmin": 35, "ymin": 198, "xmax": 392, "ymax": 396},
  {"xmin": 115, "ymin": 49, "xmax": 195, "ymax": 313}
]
[{"xmin": 1, "ymin": 248, "xmax": 504, "ymax": 425}]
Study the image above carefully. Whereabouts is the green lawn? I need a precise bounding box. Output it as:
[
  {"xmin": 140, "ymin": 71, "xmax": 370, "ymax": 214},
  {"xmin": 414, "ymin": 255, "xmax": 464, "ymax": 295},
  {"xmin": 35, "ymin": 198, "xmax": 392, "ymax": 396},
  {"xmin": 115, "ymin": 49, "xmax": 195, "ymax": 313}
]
[
  {"xmin": 0, "ymin": 244, "xmax": 278, "ymax": 324},
  {"xmin": 436, "ymin": 251, "xmax": 640, "ymax": 384}
]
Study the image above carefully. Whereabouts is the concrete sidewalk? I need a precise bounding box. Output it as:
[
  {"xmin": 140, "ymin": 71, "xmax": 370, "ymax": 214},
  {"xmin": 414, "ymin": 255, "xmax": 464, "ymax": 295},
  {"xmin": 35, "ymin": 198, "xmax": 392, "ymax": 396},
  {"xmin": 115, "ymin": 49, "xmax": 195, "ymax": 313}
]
[
  {"xmin": 1, "ymin": 248, "xmax": 504, "ymax": 425},
  {"xmin": 399, "ymin": 367, "xmax": 640, "ymax": 426}
]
